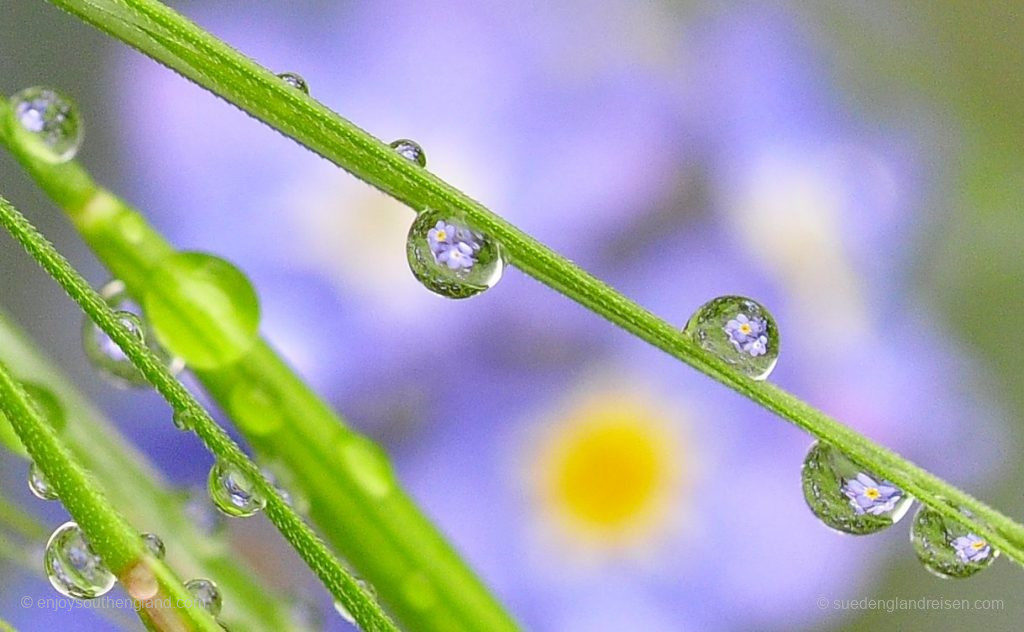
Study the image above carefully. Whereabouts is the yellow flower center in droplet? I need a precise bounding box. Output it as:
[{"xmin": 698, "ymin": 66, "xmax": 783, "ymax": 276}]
[
  {"xmin": 739, "ymin": 323, "xmax": 752, "ymax": 335},
  {"xmin": 865, "ymin": 487, "xmax": 880, "ymax": 500},
  {"xmin": 536, "ymin": 393, "xmax": 685, "ymax": 543},
  {"xmin": 972, "ymin": 540, "xmax": 987, "ymax": 551},
  {"xmin": 436, "ymin": 230, "xmax": 447, "ymax": 241}
]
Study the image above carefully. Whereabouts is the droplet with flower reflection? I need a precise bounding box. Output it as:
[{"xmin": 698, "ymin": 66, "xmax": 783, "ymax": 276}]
[
  {"xmin": 185, "ymin": 578, "xmax": 223, "ymax": 616},
  {"xmin": 390, "ymin": 139, "xmax": 426, "ymax": 167},
  {"xmin": 277, "ymin": 72, "xmax": 309, "ymax": 94},
  {"xmin": 911, "ymin": 505, "xmax": 998, "ymax": 578},
  {"xmin": 406, "ymin": 209, "xmax": 504, "ymax": 299},
  {"xmin": 208, "ymin": 459, "xmax": 266, "ymax": 518},
  {"xmin": 141, "ymin": 533, "xmax": 165, "ymax": 560},
  {"xmin": 8, "ymin": 86, "xmax": 83, "ymax": 163},
  {"xmin": 684, "ymin": 295, "xmax": 779, "ymax": 380},
  {"xmin": 28, "ymin": 462, "xmax": 58, "ymax": 500},
  {"xmin": 44, "ymin": 521, "xmax": 116, "ymax": 599},
  {"xmin": 802, "ymin": 441, "xmax": 913, "ymax": 535},
  {"xmin": 82, "ymin": 280, "xmax": 184, "ymax": 387},
  {"xmin": 143, "ymin": 253, "xmax": 261, "ymax": 369}
]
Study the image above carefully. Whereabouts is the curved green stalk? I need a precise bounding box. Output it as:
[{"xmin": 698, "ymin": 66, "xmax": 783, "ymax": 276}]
[
  {"xmin": 0, "ymin": 197, "xmax": 397, "ymax": 632},
  {"xmin": 37, "ymin": 0, "xmax": 1024, "ymax": 568},
  {"xmin": 0, "ymin": 99, "xmax": 518, "ymax": 631},
  {"xmin": 0, "ymin": 355, "xmax": 221, "ymax": 631},
  {"xmin": 0, "ymin": 308, "xmax": 303, "ymax": 632}
]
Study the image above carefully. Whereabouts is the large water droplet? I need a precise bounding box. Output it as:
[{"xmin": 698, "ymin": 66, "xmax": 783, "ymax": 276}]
[
  {"xmin": 406, "ymin": 209, "xmax": 504, "ymax": 299},
  {"xmin": 390, "ymin": 139, "xmax": 426, "ymax": 167},
  {"xmin": 684, "ymin": 295, "xmax": 779, "ymax": 380},
  {"xmin": 277, "ymin": 72, "xmax": 309, "ymax": 94},
  {"xmin": 28, "ymin": 462, "xmax": 58, "ymax": 501},
  {"xmin": 141, "ymin": 533, "xmax": 165, "ymax": 560},
  {"xmin": 228, "ymin": 384, "xmax": 284, "ymax": 437},
  {"xmin": 340, "ymin": 436, "xmax": 396, "ymax": 499},
  {"xmin": 910, "ymin": 506, "xmax": 998, "ymax": 578},
  {"xmin": 143, "ymin": 253, "xmax": 261, "ymax": 369},
  {"xmin": 185, "ymin": 578, "xmax": 223, "ymax": 616},
  {"xmin": 208, "ymin": 460, "xmax": 266, "ymax": 518},
  {"xmin": 8, "ymin": 86, "xmax": 83, "ymax": 163},
  {"xmin": 83, "ymin": 280, "xmax": 184, "ymax": 387},
  {"xmin": 44, "ymin": 522, "xmax": 115, "ymax": 599},
  {"xmin": 801, "ymin": 441, "xmax": 913, "ymax": 535}
]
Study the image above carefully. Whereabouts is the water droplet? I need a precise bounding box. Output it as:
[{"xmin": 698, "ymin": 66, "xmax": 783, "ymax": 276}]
[
  {"xmin": 8, "ymin": 86, "xmax": 83, "ymax": 163},
  {"xmin": 44, "ymin": 522, "xmax": 115, "ymax": 599},
  {"xmin": 185, "ymin": 578, "xmax": 223, "ymax": 616},
  {"xmin": 277, "ymin": 72, "xmax": 309, "ymax": 94},
  {"xmin": 172, "ymin": 409, "xmax": 196, "ymax": 431},
  {"xmin": 208, "ymin": 460, "xmax": 266, "ymax": 518},
  {"xmin": 911, "ymin": 506, "xmax": 998, "ymax": 578},
  {"xmin": 83, "ymin": 280, "xmax": 184, "ymax": 387},
  {"xmin": 28, "ymin": 462, "xmax": 59, "ymax": 500},
  {"xmin": 228, "ymin": 384, "xmax": 284, "ymax": 437},
  {"xmin": 339, "ymin": 436, "xmax": 396, "ymax": 499},
  {"xmin": 406, "ymin": 209, "xmax": 504, "ymax": 299},
  {"xmin": 684, "ymin": 295, "xmax": 779, "ymax": 380},
  {"xmin": 333, "ymin": 599, "xmax": 355, "ymax": 624},
  {"xmin": 21, "ymin": 383, "xmax": 66, "ymax": 433},
  {"xmin": 141, "ymin": 533, "xmax": 165, "ymax": 560},
  {"xmin": 389, "ymin": 139, "xmax": 426, "ymax": 167},
  {"xmin": 143, "ymin": 252, "xmax": 261, "ymax": 369},
  {"xmin": 801, "ymin": 441, "xmax": 913, "ymax": 535}
]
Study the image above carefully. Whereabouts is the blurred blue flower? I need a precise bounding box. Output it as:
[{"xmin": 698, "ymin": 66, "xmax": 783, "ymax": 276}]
[{"xmin": 100, "ymin": 2, "xmax": 1009, "ymax": 631}]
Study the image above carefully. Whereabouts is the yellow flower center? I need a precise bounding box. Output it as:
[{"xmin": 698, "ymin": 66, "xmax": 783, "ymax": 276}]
[
  {"xmin": 972, "ymin": 540, "xmax": 987, "ymax": 551},
  {"xmin": 535, "ymin": 392, "xmax": 686, "ymax": 544},
  {"xmin": 436, "ymin": 230, "xmax": 447, "ymax": 241},
  {"xmin": 865, "ymin": 487, "xmax": 880, "ymax": 500},
  {"xmin": 739, "ymin": 323, "xmax": 752, "ymax": 335}
]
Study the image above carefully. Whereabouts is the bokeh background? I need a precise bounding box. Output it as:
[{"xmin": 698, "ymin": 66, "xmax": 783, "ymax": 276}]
[{"xmin": 2, "ymin": 1, "xmax": 1024, "ymax": 630}]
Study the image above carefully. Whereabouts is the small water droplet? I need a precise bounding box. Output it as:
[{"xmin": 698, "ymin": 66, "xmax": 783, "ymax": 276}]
[
  {"xmin": 228, "ymin": 384, "xmax": 284, "ymax": 436},
  {"xmin": 340, "ymin": 436, "xmax": 396, "ymax": 499},
  {"xmin": 389, "ymin": 139, "xmax": 426, "ymax": 167},
  {"xmin": 801, "ymin": 441, "xmax": 913, "ymax": 535},
  {"xmin": 208, "ymin": 460, "xmax": 266, "ymax": 518},
  {"xmin": 911, "ymin": 506, "xmax": 998, "ymax": 578},
  {"xmin": 141, "ymin": 533, "xmax": 165, "ymax": 560},
  {"xmin": 143, "ymin": 253, "xmax": 261, "ymax": 369},
  {"xmin": 406, "ymin": 209, "xmax": 504, "ymax": 299},
  {"xmin": 171, "ymin": 409, "xmax": 196, "ymax": 431},
  {"xmin": 333, "ymin": 599, "xmax": 355, "ymax": 624},
  {"xmin": 83, "ymin": 280, "xmax": 184, "ymax": 387},
  {"xmin": 8, "ymin": 86, "xmax": 83, "ymax": 163},
  {"xmin": 684, "ymin": 295, "xmax": 779, "ymax": 380},
  {"xmin": 28, "ymin": 462, "xmax": 59, "ymax": 500},
  {"xmin": 185, "ymin": 578, "xmax": 223, "ymax": 616},
  {"xmin": 44, "ymin": 522, "xmax": 115, "ymax": 599},
  {"xmin": 277, "ymin": 72, "xmax": 309, "ymax": 94}
]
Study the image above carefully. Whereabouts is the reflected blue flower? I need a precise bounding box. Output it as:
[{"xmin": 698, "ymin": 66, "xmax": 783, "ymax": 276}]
[
  {"xmin": 724, "ymin": 313, "xmax": 769, "ymax": 357},
  {"xmin": 842, "ymin": 473, "xmax": 903, "ymax": 516},
  {"xmin": 952, "ymin": 534, "xmax": 991, "ymax": 564}
]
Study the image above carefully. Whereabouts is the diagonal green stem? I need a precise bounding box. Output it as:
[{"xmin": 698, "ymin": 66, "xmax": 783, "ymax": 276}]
[
  {"xmin": 38, "ymin": 0, "xmax": 1024, "ymax": 568},
  {"xmin": 0, "ymin": 93, "xmax": 518, "ymax": 631},
  {"xmin": 0, "ymin": 195, "xmax": 397, "ymax": 632},
  {"xmin": 0, "ymin": 353, "xmax": 221, "ymax": 631},
  {"xmin": 0, "ymin": 306, "xmax": 303, "ymax": 632}
]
